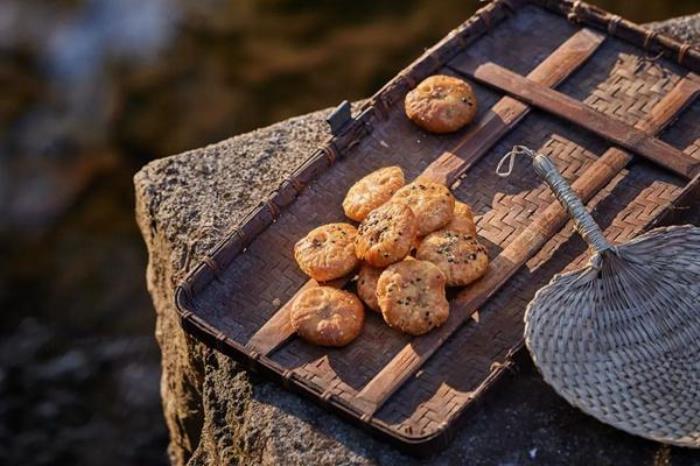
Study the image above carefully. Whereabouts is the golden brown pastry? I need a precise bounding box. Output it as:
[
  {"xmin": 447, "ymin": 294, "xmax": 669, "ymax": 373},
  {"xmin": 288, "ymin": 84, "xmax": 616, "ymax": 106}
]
[
  {"xmin": 404, "ymin": 75, "xmax": 478, "ymax": 133},
  {"xmin": 356, "ymin": 263, "xmax": 383, "ymax": 312},
  {"xmin": 294, "ymin": 223, "xmax": 358, "ymax": 281},
  {"xmin": 416, "ymin": 230, "xmax": 488, "ymax": 286},
  {"xmin": 343, "ymin": 166, "xmax": 405, "ymax": 222},
  {"xmin": 444, "ymin": 201, "xmax": 477, "ymax": 236},
  {"xmin": 290, "ymin": 286, "xmax": 365, "ymax": 347},
  {"xmin": 392, "ymin": 180, "xmax": 455, "ymax": 236},
  {"xmin": 355, "ymin": 202, "xmax": 418, "ymax": 267},
  {"xmin": 376, "ymin": 258, "xmax": 449, "ymax": 336}
]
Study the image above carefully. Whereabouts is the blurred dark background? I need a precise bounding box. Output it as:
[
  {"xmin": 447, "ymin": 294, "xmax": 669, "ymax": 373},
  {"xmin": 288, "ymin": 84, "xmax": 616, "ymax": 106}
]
[{"xmin": 0, "ymin": 1, "xmax": 697, "ymax": 464}]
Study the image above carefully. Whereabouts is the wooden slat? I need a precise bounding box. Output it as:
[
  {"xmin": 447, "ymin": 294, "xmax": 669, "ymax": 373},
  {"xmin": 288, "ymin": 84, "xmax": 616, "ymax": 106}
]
[
  {"xmin": 451, "ymin": 57, "xmax": 700, "ymax": 179},
  {"xmin": 351, "ymin": 74, "xmax": 700, "ymax": 416},
  {"xmin": 636, "ymin": 73, "xmax": 700, "ymax": 135},
  {"xmin": 245, "ymin": 29, "xmax": 607, "ymax": 356}
]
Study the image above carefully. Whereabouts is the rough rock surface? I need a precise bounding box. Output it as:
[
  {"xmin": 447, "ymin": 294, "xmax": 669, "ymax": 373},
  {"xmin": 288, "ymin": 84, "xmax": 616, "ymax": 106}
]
[
  {"xmin": 648, "ymin": 13, "xmax": 700, "ymax": 47},
  {"xmin": 135, "ymin": 17, "xmax": 700, "ymax": 466}
]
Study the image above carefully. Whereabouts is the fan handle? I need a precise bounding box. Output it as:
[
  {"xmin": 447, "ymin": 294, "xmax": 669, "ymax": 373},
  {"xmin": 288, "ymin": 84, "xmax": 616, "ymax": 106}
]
[{"xmin": 531, "ymin": 153, "xmax": 613, "ymax": 254}]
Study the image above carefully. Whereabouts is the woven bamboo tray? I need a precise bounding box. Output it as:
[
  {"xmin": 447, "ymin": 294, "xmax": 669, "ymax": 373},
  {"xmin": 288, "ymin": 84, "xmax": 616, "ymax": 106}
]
[{"xmin": 175, "ymin": 0, "xmax": 700, "ymax": 453}]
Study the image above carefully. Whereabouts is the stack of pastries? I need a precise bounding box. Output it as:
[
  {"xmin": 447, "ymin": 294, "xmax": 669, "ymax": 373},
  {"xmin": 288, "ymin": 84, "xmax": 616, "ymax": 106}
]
[{"xmin": 291, "ymin": 166, "xmax": 489, "ymax": 347}]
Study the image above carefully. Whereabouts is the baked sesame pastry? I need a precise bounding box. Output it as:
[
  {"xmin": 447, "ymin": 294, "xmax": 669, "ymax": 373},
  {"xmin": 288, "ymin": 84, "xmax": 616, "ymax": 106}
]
[
  {"xmin": 343, "ymin": 166, "xmax": 405, "ymax": 222},
  {"xmin": 404, "ymin": 75, "xmax": 478, "ymax": 133},
  {"xmin": 290, "ymin": 286, "xmax": 365, "ymax": 347},
  {"xmin": 294, "ymin": 223, "xmax": 358, "ymax": 281},
  {"xmin": 416, "ymin": 230, "xmax": 488, "ymax": 286},
  {"xmin": 355, "ymin": 202, "xmax": 418, "ymax": 267},
  {"xmin": 392, "ymin": 180, "xmax": 455, "ymax": 236},
  {"xmin": 377, "ymin": 258, "xmax": 449, "ymax": 336}
]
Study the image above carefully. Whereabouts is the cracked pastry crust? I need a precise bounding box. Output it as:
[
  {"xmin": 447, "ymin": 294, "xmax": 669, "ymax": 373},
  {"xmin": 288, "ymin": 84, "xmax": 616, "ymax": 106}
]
[
  {"xmin": 356, "ymin": 263, "xmax": 383, "ymax": 312},
  {"xmin": 291, "ymin": 286, "xmax": 365, "ymax": 347},
  {"xmin": 392, "ymin": 180, "xmax": 455, "ymax": 236},
  {"xmin": 416, "ymin": 230, "xmax": 488, "ymax": 286},
  {"xmin": 343, "ymin": 166, "xmax": 405, "ymax": 222},
  {"xmin": 377, "ymin": 258, "xmax": 449, "ymax": 336},
  {"xmin": 355, "ymin": 202, "xmax": 418, "ymax": 267},
  {"xmin": 294, "ymin": 223, "xmax": 359, "ymax": 281},
  {"xmin": 404, "ymin": 74, "xmax": 478, "ymax": 133},
  {"xmin": 445, "ymin": 201, "xmax": 477, "ymax": 236}
]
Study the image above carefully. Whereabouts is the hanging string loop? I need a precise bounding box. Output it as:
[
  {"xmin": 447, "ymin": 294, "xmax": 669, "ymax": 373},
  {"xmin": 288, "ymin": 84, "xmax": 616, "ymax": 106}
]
[{"xmin": 496, "ymin": 145, "xmax": 535, "ymax": 177}]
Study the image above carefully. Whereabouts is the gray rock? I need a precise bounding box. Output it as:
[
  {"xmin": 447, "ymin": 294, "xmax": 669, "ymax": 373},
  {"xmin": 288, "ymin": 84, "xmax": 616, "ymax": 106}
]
[
  {"xmin": 135, "ymin": 16, "xmax": 700, "ymax": 466},
  {"xmin": 648, "ymin": 13, "xmax": 700, "ymax": 47}
]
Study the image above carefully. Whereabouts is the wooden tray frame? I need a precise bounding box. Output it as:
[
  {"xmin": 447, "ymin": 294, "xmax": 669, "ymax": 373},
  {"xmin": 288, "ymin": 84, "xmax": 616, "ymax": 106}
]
[{"xmin": 175, "ymin": 0, "xmax": 700, "ymax": 453}]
